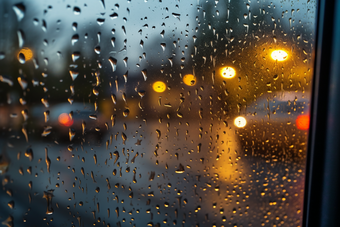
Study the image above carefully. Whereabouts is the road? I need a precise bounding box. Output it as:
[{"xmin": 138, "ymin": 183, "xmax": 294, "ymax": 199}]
[{"xmin": 0, "ymin": 117, "xmax": 306, "ymax": 227}]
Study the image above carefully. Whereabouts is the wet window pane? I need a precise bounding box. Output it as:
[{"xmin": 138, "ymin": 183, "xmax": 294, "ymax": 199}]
[{"xmin": 0, "ymin": 0, "xmax": 316, "ymax": 226}]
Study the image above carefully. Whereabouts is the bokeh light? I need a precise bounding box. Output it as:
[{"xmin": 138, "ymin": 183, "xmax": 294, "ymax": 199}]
[
  {"xmin": 234, "ymin": 116, "xmax": 247, "ymax": 128},
  {"xmin": 220, "ymin": 66, "xmax": 236, "ymax": 79},
  {"xmin": 17, "ymin": 47, "xmax": 33, "ymax": 61},
  {"xmin": 152, "ymin": 81, "xmax": 166, "ymax": 93},
  {"xmin": 58, "ymin": 113, "xmax": 74, "ymax": 127},
  {"xmin": 296, "ymin": 115, "xmax": 310, "ymax": 130},
  {"xmin": 183, "ymin": 74, "xmax": 197, "ymax": 86},
  {"xmin": 271, "ymin": 50, "xmax": 288, "ymax": 61}
]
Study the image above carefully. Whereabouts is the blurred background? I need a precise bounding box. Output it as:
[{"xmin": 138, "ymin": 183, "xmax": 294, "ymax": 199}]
[{"xmin": 0, "ymin": 0, "xmax": 315, "ymax": 226}]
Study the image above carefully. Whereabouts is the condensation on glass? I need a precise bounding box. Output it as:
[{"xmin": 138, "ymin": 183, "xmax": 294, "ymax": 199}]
[{"xmin": 0, "ymin": 0, "xmax": 316, "ymax": 226}]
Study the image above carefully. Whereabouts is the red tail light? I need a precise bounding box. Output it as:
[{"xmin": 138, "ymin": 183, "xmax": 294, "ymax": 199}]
[
  {"xmin": 58, "ymin": 113, "xmax": 74, "ymax": 127},
  {"xmin": 296, "ymin": 115, "xmax": 310, "ymax": 130}
]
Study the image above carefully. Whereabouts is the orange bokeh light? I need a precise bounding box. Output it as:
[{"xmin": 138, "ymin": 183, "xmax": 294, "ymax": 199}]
[
  {"xmin": 296, "ymin": 115, "xmax": 309, "ymax": 130},
  {"xmin": 58, "ymin": 113, "xmax": 74, "ymax": 127}
]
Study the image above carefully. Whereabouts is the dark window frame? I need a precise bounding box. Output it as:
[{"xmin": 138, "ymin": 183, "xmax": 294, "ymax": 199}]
[{"xmin": 303, "ymin": 0, "xmax": 340, "ymax": 226}]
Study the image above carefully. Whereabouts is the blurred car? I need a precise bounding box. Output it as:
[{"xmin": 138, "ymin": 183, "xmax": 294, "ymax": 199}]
[
  {"xmin": 30, "ymin": 102, "xmax": 106, "ymax": 144},
  {"xmin": 234, "ymin": 91, "xmax": 310, "ymax": 162}
]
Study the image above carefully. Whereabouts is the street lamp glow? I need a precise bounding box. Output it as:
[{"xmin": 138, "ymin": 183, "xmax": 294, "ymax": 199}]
[
  {"xmin": 234, "ymin": 116, "xmax": 247, "ymax": 128},
  {"xmin": 221, "ymin": 67, "xmax": 236, "ymax": 79},
  {"xmin": 183, "ymin": 74, "xmax": 197, "ymax": 86},
  {"xmin": 152, "ymin": 81, "xmax": 166, "ymax": 93},
  {"xmin": 271, "ymin": 50, "xmax": 288, "ymax": 61}
]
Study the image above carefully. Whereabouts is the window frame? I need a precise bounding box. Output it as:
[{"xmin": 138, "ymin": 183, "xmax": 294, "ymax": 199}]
[{"xmin": 303, "ymin": 0, "xmax": 340, "ymax": 226}]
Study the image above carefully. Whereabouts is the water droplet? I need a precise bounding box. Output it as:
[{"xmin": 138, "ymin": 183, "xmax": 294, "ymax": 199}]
[
  {"xmin": 25, "ymin": 148, "xmax": 33, "ymax": 161},
  {"xmin": 72, "ymin": 22, "xmax": 77, "ymax": 31},
  {"xmin": 141, "ymin": 69, "xmax": 147, "ymax": 81},
  {"xmin": 42, "ymin": 20, "xmax": 47, "ymax": 32},
  {"xmin": 17, "ymin": 77, "xmax": 27, "ymax": 90},
  {"xmin": 0, "ymin": 76, "xmax": 13, "ymax": 86},
  {"xmin": 108, "ymin": 57, "xmax": 117, "ymax": 72},
  {"xmin": 89, "ymin": 114, "xmax": 97, "ymax": 120},
  {"xmin": 41, "ymin": 98, "xmax": 49, "ymax": 108},
  {"xmin": 33, "ymin": 18, "xmax": 39, "ymax": 26},
  {"xmin": 22, "ymin": 127, "xmax": 28, "ymax": 142},
  {"xmin": 18, "ymin": 53, "xmax": 25, "ymax": 64},
  {"xmin": 21, "ymin": 109, "xmax": 28, "ymax": 121},
  {"xmin": 172, "ymin": 12, "xmax": 181, "ymax": 20},
  {"xmin": 123, "ymin": 57, "xmax": 128, "ymax": 67},
  {"xmin": 41, "ymin": 126, "xmax": 52, "ymax": 137},
  {"xmin": 1, "ymin": 216, "xmax": 13, "ymax": 227},
  {"xmin": 93, "ymin": 87, "xmax": 99, "ymax": 96},
  {"xmin": 44, "ymin": 147, "xmax": 51, "ymax": 173},
  {"xmin": 0, "ymin": 147, "xmax": 10, "ymax": 175},
  {"xmin": 72, "ymin": 51, "xmax": 80, "ymax": 62},
  {"xmin": 156, "ymin": 129, "xmax": 161, "ymax": 139},
  {"xmin": 17, "ymin": 30, "xmax": 25, "ymax": 48},
  {"xmin": 94, "ymin": 46, "xmax": 101, "ymax": 54},
  {"xmin": 69, "ymin": 128, "xmax": 76, "ymax": 141},
  {"xmin": 111, "ymin": 94, "xmax": 117, "ymax": 104},
  {"xmin": 97, "ymin": 18, "xmax": 105, "ymax": 25},
  {"xmin": 82, "ymin": 121, "xmax": 86, "ymax": 135},
  {"xmin": 71, "ymin": 34, "xmax": 79, "ymax": 45},
  {"xmin": 138, "ymin": 90, "xmax": 145, "ymax": 98},
  {"xmin": 175, "ymin": 164, "xmax": 185, "ymax": 173},
  {"xmin": 121, "ymin": 133, "xmax": 127, "ymax": 145},
  {"xmin": 160, "ymin": 43, "xmax": 166, "ymax": 51},
  {"xmin": 111, "ymin": 37, "xmax": 115, "ymax": 47},
  {"xmin": 13, "ymin": 3, "xmax": 25, "ymax": 22},
  {"xmin": 123, "ymin": 109, "xmax": 129, "ymax": 117},
  {"xmin": 123, "ymin": 71, "xmax": 128, "ymax": 83},
  {"xmin": 43, "ymin": 190, "xmax": 54, "ymax": 215},
  {"xmin": 19, "ymin": 98, "xmax": 26, "ymax": 105},
  {"xmin": 73, "ymin": 7, "xmax": 81, "ymax": 15},
  {"xmin": 69, "ymin": 70, "xmax": 78, "ymax": 81},
  {"xmin": 110, "ymin": 12, "xmax": 118, "ymax": 19},
  {"xmin": 68, "ymin": 96, "xmax": 74, "ymax": 105}
]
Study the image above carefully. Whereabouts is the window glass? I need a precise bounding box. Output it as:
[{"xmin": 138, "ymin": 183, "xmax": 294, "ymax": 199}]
[{"xmin": 0, "ymin": 0, "xmax": 316, "ymax": 226}]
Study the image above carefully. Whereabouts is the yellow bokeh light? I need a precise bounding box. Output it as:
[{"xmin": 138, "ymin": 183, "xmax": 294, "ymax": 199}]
[
  {"xmin": 152, "ymin": 81, "xmax": 166, "ymax": 93},
  {"xmin": 183, "ymin": 74, "xmax": 197, "ymax": 86},
  {"xmin": 234, "ymin": 116, "xmax": 247, "ymax": 128},
  {"xmin": 220, "ymin": 67, "xmax": 236, "ymax": 79},
  {"xmin": 271, "ymin": 50, "xmax": 288, "ymax": 61},
  {"xmin": 17, "ymin": 47, "xmax": 33, "ymax": 61}
]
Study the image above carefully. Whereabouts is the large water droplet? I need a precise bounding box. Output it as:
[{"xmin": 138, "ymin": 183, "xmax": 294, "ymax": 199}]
[
  {"xmin": 69, "ymin": 70, "xmax": 78, "ymax": 81},
  {"xmin": 110, "ymin": 12, "xmax": 118, "ymax": 19},
  {"xmin": 17, "ymin": 30, "xmax": 25, "ymax": 48},
  {"xmin": 71, "ymin": 34, "xmax": 79, "ymax": 45},
  {"xmin": 73, "ymin": 7, "xmax": 81, "ymax": 15},
  {"xmin": 72, "ymin": 51, "xmax": 80, "ymax": 62},
  {"xmin": 160, "ymin": 43, "xmax": 166, "ymax": 51},
  {"xmin": 94, "ymin": 46, "xmax": 101, "ymax": 54},
  {"xmin": 43, "ymin": 189, "xmax": 54, "ymax": 215},
  {"xmin": 13, "ymin": 3, "xmax": 25, "ymax": 22},
  {"xmin": 175, "ymin": 163, "xmax": 185, "ymax": 173},
  {"xmin": 108, "ymin": 57, "xmax": 117, "ymax": 72},
  {"xmin": 18, "ymin": 53, "xmax": 25, "ymax": 64}
]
